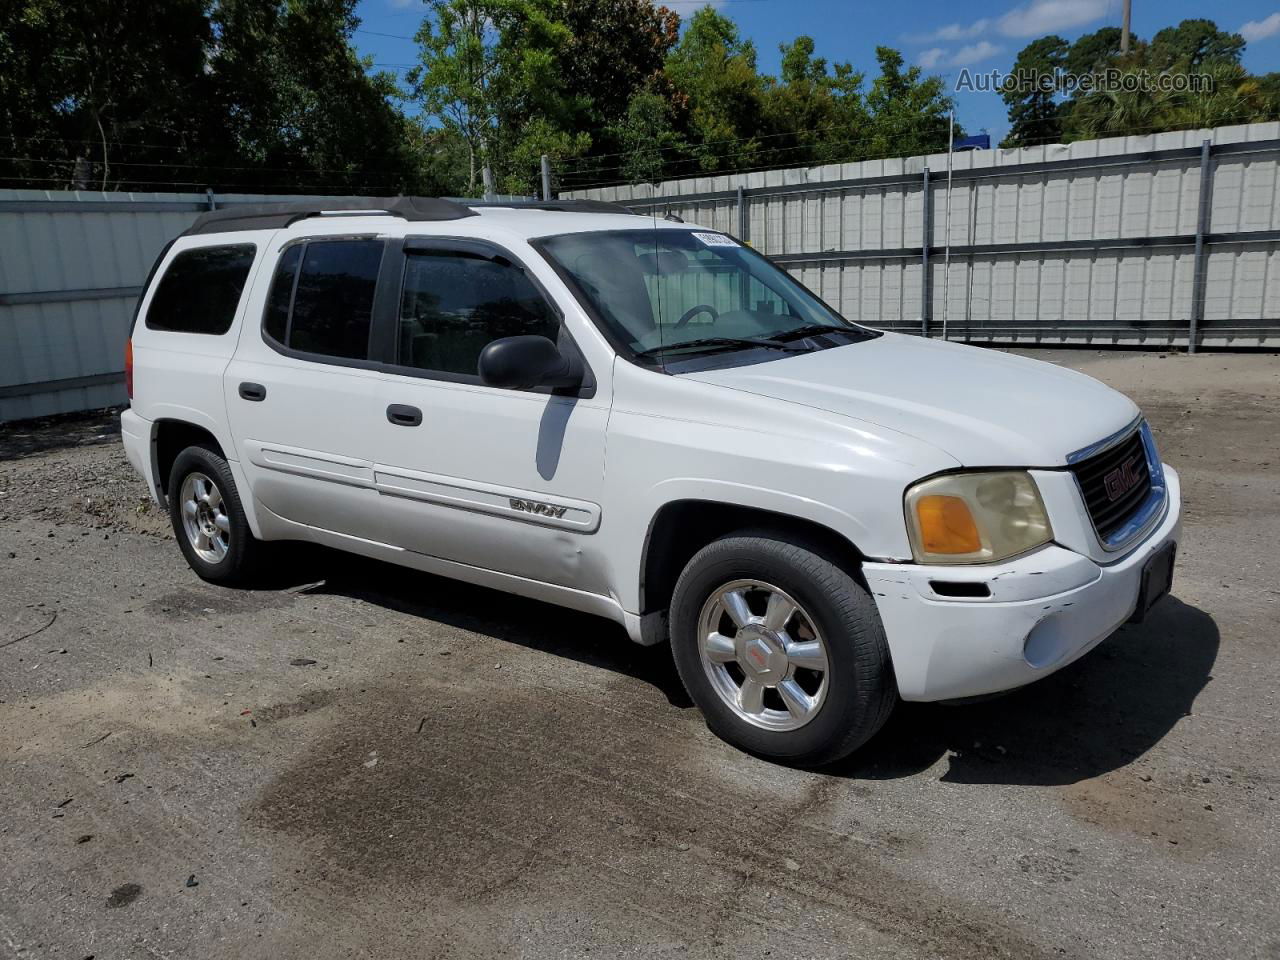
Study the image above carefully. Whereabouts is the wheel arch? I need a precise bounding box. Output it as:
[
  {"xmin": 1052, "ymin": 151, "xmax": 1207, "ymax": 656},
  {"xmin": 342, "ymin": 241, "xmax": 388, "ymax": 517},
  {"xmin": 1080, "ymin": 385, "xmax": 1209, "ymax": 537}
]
[
  {"xmin": 639, "ymin": 499, "xmax": 869, "ymax": 617},
  {"xmin": 149, "ymin": 417, "xmax": 266, "ymax": 539},
  {"xmin": 151, "ymin": 419, "xmax": 225, "ymax": 499}
]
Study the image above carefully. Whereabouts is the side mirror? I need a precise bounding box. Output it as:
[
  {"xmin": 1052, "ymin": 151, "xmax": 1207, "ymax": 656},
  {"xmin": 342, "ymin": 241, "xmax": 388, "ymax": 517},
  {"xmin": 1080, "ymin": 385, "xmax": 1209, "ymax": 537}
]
[{"xmin": 478, "ymin": 335, "xmax": 583, "ymax": 391}]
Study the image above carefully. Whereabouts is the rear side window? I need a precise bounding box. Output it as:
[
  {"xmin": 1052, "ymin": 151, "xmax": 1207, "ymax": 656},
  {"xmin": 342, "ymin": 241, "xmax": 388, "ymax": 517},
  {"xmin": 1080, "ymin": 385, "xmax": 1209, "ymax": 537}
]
[
  {"xmin": 145, "ymin": 244, "xmax": 256, "ymax": 334},
  {"xmin": 262, "ymin": 239, "xmax": 383, "ymax": 360}
]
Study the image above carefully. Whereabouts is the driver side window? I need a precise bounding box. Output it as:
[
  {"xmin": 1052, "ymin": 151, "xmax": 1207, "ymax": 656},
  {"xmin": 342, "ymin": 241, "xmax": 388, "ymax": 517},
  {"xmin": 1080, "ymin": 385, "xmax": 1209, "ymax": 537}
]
[{"xmin": 397, "ymin": 250, "xmax": 559, "ymax": 378}]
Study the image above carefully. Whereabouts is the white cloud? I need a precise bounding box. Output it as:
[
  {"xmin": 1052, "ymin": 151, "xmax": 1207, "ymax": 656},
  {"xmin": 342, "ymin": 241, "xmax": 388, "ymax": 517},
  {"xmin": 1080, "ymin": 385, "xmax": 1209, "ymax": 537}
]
[
  {"xmin": 908, "ymin": 0, "xmax": 1108, "ymax": 46},
  {"xmin": 950, "ymin": 40, "xmax": 1004, "ymax": 65},
  {"xmin": 918, "ymin": 42, "xmax": 1005, "ymax": 70},
  {"xmin": 917, "ymin": 47, "xmax": 948, "ymax": 69},
  {"xmin": 997, "ymin": 0, "xmax": 1110, "ymax": 38},
  {"xmin": 1241, "ymin": 12, "xmax": 1280, "ymax": 43},
  {"xmin": 908, "ymin": 21, "xmax": 990, "ymax": 44}
]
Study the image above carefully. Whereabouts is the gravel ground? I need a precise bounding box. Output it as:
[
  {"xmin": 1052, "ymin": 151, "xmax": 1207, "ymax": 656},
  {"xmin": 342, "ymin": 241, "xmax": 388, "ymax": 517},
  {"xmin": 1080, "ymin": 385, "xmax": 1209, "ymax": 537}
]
[{"xmin": 0, "ymin": 349, "xmax": 1277, "ymax": 960}]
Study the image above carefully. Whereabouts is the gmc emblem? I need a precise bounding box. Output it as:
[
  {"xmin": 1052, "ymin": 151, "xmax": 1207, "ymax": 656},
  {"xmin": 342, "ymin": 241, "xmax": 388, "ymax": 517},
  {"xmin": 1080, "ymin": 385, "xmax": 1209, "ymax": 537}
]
[{"xmin": 1103, "ymin": 456, "xmax": 1143, "ymax": 502}]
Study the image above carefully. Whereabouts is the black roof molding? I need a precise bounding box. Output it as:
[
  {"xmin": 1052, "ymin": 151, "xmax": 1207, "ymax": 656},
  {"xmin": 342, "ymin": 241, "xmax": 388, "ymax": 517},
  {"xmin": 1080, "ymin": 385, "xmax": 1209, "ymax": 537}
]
[
  {"xmin": 183, "ymin": 196, "xmax": 477, "ymax": 236},
  {"xmin": 461, "ymin": 198, "xmax": 637, "ymax": 215}
]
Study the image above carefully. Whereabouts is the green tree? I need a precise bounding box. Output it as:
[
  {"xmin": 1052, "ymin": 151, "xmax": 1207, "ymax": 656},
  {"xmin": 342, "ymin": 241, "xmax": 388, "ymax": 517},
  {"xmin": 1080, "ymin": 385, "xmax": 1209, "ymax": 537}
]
[
  {"xmin": 760, "ymin": 37, "xmax": 869, "ymax": 167},
  {"xmin": 0, "ymin": 0, "xmax": 211, "ymax": 189},
  {"xmin": 1005, "ymin": 18, "xmax": 1277, "ymax": 148},
  {"xmin": 0, "ymin": 0, "xmax": 435, "ymax": 194},
  {"xmin": 1001, "ymin": 35, "xmax": 1069, "ymax": 147},
  {"xmin": 207, "ymin": 0, "xmax": 433, "ymax": 194},
  {"xmin": 1147, "ymin": 18, "xmax": 1244, "ymax": 70},
  {"xmin": 409, "ymin": 0, "xmax": 586, "ymax": 194},
  {"xmin": 1064, "ymin": 26, "xmax": 1125, "ymax": 76},
  {"xmin": 611, "ymin": 81, "xmax": 687, "ymax": 184},
  {"xmin": 862, "ymin": 47, "xmax": 954, "ymax": 159},
  {"xmin": 663, "ymin": 7, "xmax": 767, "ymax": 173},
  {"xmin": 561, "ymin": 0, "xmax": 680, "ymax": 139}
]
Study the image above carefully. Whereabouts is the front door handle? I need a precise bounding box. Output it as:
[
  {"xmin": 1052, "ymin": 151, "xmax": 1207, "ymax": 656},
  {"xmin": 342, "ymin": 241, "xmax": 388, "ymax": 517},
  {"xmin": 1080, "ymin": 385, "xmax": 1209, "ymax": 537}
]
[
  {"xmin": 386, "ymin": 404, "xmax": 423, "ymax": 427},
  {"xmin": 239, "ymin": 382, "xmax": 267, "ymax": 402}
]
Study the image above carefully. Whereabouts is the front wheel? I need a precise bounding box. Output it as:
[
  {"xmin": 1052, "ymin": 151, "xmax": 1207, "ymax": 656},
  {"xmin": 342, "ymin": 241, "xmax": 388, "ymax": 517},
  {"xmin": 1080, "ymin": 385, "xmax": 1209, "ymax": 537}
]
[
  {"xmin": 670, "ymin": 532, "xmax": 896, "ymax": 766},
  {"xmin": 168, "ymin": 444, "xmax": 264, "ymax": 586}
]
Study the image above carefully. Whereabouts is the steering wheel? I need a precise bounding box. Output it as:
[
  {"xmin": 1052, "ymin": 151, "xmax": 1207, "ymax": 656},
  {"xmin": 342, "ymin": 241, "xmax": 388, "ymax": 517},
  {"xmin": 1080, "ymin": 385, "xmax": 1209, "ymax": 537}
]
[{"xmin": 675, "ymin": 304, "xmax": 719, "ymax": 327}]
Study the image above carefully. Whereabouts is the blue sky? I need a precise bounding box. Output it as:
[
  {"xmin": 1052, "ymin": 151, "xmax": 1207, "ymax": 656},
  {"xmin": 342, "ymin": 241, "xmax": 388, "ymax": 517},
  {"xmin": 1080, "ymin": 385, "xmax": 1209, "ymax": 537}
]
[{"xmin": 352, "ymin": 0, "xmax": 1280, "ymax": 146}]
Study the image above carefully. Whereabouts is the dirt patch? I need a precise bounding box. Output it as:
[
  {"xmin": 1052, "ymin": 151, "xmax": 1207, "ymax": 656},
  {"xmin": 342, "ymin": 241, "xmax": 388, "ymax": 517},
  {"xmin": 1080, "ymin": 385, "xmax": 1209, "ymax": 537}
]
[
  {"xmin": 105, "ymin": 882, "xmax": 142, "ymax": 909},
  {"xmin": 1062, "ymin": 772, "xmax": 1234, "ymax": 859},
  {"xmin": 251, "ymin": 680, "xmax": 1051, "ymax": 960},
  {"xmin": 254, "ymin": 688, "xmax": 339, "ymax": 723},
  {"xmin": 144, "ymin": 585, "xmax": 296, "ymax": 619},
  {"xmin": 0, "ymin": 669, "xmax": 246, "ymax": 757}
]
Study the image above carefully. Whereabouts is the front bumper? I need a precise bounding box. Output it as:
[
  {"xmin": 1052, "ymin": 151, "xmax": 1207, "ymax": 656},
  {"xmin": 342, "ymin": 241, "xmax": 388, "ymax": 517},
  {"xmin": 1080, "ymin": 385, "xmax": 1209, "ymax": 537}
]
[{"xmin": 864, "ymin": 465, "xmax": 1181, "ymax": 702}]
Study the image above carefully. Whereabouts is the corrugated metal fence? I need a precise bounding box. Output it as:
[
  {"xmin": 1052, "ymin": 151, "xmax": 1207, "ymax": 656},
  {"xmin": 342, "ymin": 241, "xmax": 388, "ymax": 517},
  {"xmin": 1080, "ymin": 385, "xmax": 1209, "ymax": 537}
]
[
  {"xmin": 567, "ymin": 122, "xmax": 1280, "ymax": 350},
  {"xmin": 4, "ymin": 126, "xmax": 1278, "ymax": 422},
  {"xmin": 0, "ymin": 190, "xmax": 350, "ymax": 422}
]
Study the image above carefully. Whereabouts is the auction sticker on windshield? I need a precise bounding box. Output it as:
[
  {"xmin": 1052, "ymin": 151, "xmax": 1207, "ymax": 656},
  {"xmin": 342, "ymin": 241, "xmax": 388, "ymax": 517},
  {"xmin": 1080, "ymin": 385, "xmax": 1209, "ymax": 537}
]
[{"xmin": 692, "ymin": 232, "xmax": 738, "ymax": 247}]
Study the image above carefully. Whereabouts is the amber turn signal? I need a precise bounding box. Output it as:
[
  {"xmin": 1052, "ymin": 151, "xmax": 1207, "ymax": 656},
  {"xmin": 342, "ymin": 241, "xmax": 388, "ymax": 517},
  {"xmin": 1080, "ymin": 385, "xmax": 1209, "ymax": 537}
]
[{"xmin": 915, "ymin": 494, "xmax": 982, "ymax": 555}]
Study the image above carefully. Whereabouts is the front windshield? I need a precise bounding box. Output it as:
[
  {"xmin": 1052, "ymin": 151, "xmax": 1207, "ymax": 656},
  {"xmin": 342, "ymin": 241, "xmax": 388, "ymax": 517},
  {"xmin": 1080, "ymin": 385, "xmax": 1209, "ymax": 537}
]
[{"xmin": 536, "ymin": 228, "xmax": 875, "ymax": 361}]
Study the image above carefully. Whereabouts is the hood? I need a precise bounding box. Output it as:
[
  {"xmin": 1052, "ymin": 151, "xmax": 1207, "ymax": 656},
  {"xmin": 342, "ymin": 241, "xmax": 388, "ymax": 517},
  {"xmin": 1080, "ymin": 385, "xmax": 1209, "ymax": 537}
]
[{"xmin": 681, "ymin": 333, "xmax": 1139, "ymax": 467}]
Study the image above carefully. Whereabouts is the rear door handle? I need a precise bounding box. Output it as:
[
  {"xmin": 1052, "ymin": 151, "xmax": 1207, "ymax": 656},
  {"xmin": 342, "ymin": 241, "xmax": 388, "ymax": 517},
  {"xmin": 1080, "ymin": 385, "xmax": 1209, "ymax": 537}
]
[
  {"xmin": 386, "ymin": 404, "xmax": 422, "ymax": 427},
  {"xmin": 239, "ymin": 382, "xmax": 267, "ymax": 402}
]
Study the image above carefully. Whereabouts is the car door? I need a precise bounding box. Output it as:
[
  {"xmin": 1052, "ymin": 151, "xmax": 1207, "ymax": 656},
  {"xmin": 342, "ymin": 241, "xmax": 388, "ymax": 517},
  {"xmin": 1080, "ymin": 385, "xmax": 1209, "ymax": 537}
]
[
  {"xmin": 370, "ymin": 238, "xmax": 611, "ymax": 593},
  {"xmin": 224, "ymin": 234, "xmax": 395, "ymax": 542}
]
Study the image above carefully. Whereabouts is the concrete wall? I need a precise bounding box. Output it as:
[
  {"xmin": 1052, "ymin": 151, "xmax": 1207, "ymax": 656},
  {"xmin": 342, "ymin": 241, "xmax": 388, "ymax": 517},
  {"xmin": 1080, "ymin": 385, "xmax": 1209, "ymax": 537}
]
[{"xmin": 566, "ymin": 122, "xmax": 1280, "ymax": 348}]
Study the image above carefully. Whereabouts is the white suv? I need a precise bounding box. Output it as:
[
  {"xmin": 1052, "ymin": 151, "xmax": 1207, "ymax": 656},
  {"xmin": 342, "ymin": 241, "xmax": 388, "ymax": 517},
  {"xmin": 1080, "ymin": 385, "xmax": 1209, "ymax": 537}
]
[{"xmin": 121, "ymin": 197, "xmax": 1181, "ymax": 765}]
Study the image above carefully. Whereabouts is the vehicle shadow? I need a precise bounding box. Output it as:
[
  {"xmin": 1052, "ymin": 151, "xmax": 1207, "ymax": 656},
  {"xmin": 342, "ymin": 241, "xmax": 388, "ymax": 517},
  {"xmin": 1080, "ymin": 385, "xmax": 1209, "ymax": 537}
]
[
  {"xmin": 835, "ymin": 596, "xmax": 1219, "ymax": 785},
  {"xmin": 0, "ymin": 407, "xmax": 123, "ymax": 461},
  {"xmin": 259, "ymin": 547, "xmax": 1216, "ymax": 780},
  {"xmin": 280, "ymin": 545, "xmax": 694, "ymax": 708}
]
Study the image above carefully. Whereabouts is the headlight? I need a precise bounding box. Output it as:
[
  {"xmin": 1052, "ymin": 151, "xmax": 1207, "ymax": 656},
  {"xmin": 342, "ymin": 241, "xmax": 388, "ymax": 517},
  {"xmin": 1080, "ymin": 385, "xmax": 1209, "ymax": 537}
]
[{"xmin": 904, "ymin": 471, "xmax": 1053, "ymax": 564}]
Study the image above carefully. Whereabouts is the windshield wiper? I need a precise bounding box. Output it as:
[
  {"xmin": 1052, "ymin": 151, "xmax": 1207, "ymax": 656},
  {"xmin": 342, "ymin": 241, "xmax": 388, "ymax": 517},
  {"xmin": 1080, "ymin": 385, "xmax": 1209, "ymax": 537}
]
[
  {"xmin": 773, "ymin": 323, "xmax": 856, "ymax": 341},
  {"xmin": 634, "ymin": 336, "xmax": 807, "ymax": 359}
]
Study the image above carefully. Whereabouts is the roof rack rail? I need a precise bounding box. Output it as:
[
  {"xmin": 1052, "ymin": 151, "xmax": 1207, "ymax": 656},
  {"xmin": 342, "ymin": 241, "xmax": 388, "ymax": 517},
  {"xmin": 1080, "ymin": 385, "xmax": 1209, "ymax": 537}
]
[
  {"xmin": 462, "ymin": 198, "xmax": 637, "ymax": 215},
  {"xmin": 183, "ymin": 196, "xmax": 476, "ymax": 236}
]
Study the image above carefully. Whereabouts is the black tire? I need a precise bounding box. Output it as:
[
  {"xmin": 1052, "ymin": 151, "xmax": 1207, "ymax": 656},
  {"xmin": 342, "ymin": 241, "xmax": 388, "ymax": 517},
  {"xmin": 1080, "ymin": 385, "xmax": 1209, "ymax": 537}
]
[
  {"xmin": 670, "ymin": 531, "xmax": 896, "ymax": 766},
  {"xmin": 167, "ymin": 444, "xmax": 264, "ymax": 586}
]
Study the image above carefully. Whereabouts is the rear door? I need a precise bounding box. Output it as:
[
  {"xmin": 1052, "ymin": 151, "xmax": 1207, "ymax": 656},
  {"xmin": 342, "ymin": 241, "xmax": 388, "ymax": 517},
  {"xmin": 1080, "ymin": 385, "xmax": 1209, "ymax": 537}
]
[
  {"xmin": 224, "ymin": 235, "xmax": 395, "ymax": 542},
  {"xmin": 369, "ymin": 238, "xmax": 611, "ymax": 592}
]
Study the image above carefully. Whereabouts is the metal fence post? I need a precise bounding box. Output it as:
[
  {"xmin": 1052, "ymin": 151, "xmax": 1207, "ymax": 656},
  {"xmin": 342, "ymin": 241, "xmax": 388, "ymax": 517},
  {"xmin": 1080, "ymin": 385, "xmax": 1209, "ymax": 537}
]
[
  {"xmin": 1189, "ymin": 138, "xmax": 1213, "ymax": 354},
  {"xmin": 921, "ymin": 167, "xmax": 931, "ymax": 338},
  {"xmin": 737, "ymin": 185, "xmax": 750, "ymax": 306},
  {"xmin": 540, "ymin": 155, "xmax": 552, "ymax": 202}
]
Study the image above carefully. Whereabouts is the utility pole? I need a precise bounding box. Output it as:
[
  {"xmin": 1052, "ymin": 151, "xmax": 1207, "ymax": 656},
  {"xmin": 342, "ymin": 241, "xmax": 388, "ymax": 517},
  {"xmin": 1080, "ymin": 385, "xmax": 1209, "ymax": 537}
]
[{"xmin": 1121, "ymin": 0, "xmax": 1131, "ymax": 53}]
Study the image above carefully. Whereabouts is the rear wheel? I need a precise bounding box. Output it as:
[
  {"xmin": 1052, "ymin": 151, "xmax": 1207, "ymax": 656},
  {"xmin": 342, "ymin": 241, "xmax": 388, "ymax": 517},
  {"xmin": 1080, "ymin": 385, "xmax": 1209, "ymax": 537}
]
[
  {"xmin": 168, "ymin": 445, "xmax": 263, "ymax": 585},
  {"xmin": 670, "ymin": 532, "xmax": 896, "ymax": 766}
]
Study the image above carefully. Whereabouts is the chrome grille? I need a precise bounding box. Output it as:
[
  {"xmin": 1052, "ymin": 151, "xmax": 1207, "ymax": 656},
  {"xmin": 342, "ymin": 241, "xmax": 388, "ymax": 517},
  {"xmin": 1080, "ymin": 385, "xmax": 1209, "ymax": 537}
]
[{"xmin": 1070, "ymin": 428, "xmax": 1153, "ymax": 542}]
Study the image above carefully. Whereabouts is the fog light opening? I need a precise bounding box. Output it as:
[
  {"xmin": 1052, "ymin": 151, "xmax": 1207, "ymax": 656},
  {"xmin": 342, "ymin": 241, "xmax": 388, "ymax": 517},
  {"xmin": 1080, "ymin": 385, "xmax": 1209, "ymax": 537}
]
[{"xmin": 1023, "ymin": 614, "xmax": 1070, "ymax": 669}]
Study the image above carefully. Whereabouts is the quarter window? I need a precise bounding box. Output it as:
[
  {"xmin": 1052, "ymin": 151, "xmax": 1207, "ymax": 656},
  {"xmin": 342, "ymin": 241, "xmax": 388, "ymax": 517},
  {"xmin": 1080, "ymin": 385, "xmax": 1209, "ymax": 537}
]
[
  {"xmin": 263, "ymin": 239, "xmax": 383, "ymax": 360},
  {"xmin": 398, "ymin": 251, "xmax": 558, "ymax": 377},
  {"xmin": 145, "ymin": 244, "xmax": 256, "ymax": 334}
]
